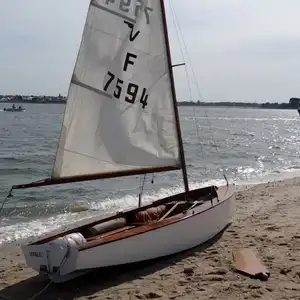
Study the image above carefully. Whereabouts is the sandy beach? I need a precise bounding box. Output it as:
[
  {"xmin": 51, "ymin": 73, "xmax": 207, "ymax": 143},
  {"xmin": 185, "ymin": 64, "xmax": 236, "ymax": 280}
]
[{"xmin": 1, "ymin": 177, "xmax": 300, "ymax": 300}]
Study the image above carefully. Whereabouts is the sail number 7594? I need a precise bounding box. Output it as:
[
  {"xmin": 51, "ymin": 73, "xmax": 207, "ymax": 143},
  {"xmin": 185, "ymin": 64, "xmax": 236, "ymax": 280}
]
[{"xmin": 104, "ymin": 71, "xmax": 148, "ymax": 109}]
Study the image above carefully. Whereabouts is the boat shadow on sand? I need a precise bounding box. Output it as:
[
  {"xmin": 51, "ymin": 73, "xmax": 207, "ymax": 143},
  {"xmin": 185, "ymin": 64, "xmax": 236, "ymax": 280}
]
[{"xmin": 0, "ymin": 225, "xmax": 230, "ymax": 300}]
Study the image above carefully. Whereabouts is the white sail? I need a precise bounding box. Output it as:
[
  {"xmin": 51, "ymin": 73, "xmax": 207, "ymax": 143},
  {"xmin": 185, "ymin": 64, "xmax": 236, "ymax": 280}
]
[{"xmin": 52, "ymin": 0, "xmax": 181, "ymax": 179}]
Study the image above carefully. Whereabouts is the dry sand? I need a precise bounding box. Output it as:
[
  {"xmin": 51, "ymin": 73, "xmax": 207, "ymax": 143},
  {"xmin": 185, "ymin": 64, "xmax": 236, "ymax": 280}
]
[{"xmin": 1, "ymin": 177, "xmax": 300, "ymax": 300}]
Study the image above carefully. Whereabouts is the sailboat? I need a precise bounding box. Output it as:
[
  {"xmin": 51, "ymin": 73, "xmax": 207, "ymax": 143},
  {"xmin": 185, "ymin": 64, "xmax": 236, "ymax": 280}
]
[{"xmin": 10, "ymin": 0, "xmax": 235, "ymax": 283}]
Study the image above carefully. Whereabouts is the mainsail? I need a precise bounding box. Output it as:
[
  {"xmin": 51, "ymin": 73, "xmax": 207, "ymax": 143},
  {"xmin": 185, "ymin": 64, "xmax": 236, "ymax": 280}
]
[{"xmin": 52, "ymin": 0, "xmax": 182, "ymax": 180}]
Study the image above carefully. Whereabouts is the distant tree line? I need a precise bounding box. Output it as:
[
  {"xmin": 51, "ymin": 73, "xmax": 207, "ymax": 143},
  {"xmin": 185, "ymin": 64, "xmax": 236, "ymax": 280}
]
[
  {"xmin": 1, "ymin": 94, "xmax": 300, "ymax": 109},
  {"xmin": 177, "ymin": 98, "xmax": 300, "ymax": 109},
  {"xmin": 0, "ymin": 94, "xmax": 66, "ymax": 104}
]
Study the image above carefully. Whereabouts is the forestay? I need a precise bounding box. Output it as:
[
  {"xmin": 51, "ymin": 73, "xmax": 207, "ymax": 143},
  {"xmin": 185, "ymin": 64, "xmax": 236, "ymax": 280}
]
[{"xmin": 52, "ymin": 0, "xmax": 181, "ymax": 179}]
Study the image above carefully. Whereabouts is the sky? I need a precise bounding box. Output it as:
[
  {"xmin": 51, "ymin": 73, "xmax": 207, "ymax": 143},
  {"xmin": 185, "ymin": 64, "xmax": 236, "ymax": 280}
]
[{"xmin": 0, "ymin": 0, "xmax": 300, "ymax": 103}]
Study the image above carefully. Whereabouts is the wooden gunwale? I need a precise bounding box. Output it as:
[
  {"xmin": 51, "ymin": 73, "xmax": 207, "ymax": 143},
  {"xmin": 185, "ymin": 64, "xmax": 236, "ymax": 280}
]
[
  {"xmin": 31, "ymin": 185, "xmax": 219, "ymax": 246},
  {"xmin": 78, "ymin": 185, "xmax": 235, "ymax": 251}
]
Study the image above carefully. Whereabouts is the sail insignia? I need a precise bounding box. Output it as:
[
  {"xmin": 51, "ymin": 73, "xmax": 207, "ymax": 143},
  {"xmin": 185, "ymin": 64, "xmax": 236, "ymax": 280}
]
[{"xmin": 52, "ymin": 0, "xmax": 182, "ymax": 180}]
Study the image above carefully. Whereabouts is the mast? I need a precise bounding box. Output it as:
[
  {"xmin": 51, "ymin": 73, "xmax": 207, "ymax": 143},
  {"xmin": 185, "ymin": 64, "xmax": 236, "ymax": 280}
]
[{"xmin": 159, "ymin": 0, "xmax": 189, "ymax": 194}]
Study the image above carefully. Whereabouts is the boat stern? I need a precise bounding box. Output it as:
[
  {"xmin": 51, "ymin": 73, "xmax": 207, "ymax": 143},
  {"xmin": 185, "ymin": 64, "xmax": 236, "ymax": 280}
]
[{"xmin": 22, "ymin": 233, "xmax": 86, "ymax": 277}]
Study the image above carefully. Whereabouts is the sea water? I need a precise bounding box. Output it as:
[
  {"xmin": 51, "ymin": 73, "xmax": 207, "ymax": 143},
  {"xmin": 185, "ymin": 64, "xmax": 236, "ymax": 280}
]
[{"xmin": 0, "ymin": 103, "xmax": 299, "ymax": 244}]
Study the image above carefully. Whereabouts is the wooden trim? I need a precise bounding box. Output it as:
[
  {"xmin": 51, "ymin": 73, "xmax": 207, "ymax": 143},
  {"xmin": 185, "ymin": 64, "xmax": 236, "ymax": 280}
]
[
  {"xmin": 78, "ymin": 185, "xmax": 235, "ymax": 251},
  {"xmin": 159, "ymin": 0, "xmax": 189, "ymax": 193},
  {"xmin": 86, "ymin": 225, "xmax": 135, "ymax": 241},
  {"xmin": 79, "ymin": 214, "xmax": 185, "ymax": 251},
  {"xmin": 158, "ymin": 202, "xmax": 180, "ymax": 221},
  {"xmin": 29, "ymin": 185, "xmax": 233, "ymax": 246},
  {"xmin": 12, "ymin": 165, "xmax": 180, "ymax": 189},
  {"xmin": 172, "ymin": 63, "xmax": 186, "ymax": 68}
]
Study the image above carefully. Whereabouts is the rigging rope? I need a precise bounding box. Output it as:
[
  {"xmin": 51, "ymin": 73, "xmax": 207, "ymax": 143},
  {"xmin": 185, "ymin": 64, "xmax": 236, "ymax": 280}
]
[
  {"xmin": 168, "ymin": 1, "xmax": 207, "ymax": 175},
  {"xmin": 28, "ymin": 280, "xmax": 53, "ymax": 300},
  {"xmin": 0, "ymin": 188, "xmax": 13, "ymax": 218},
  {"xmin": 151, "ymin": 173, "xmax": 155, "ymax": 184},
  {"xmin": 138, "ymin": 173, "xmax": 155, "ymax": 207},
  {"xmin": 168, "ymin": 0, "xmax": 229, "ymax": 182},
  {"xmin": 138, "ymin": 174, "xmax": 147, "ymax": 207}
]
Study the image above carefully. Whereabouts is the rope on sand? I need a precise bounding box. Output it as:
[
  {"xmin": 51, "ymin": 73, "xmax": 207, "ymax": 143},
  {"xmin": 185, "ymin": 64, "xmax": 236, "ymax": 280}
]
[{"xmin": 28, "ymin": 280, "xmax": 53, "ymax": 300}]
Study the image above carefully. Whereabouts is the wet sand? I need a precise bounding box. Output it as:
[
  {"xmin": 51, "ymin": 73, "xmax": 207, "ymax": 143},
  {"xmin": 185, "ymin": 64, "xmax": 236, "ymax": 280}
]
[{"xmin": 1, "ymin": 177, "xmax": 300, "ymax": 300}]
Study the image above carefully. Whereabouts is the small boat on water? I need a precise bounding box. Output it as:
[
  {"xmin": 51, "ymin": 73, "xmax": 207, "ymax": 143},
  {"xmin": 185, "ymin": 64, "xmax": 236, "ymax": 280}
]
[{"xmin": 3, "ymin": 104, "xmax": 25, "ymax": 112}]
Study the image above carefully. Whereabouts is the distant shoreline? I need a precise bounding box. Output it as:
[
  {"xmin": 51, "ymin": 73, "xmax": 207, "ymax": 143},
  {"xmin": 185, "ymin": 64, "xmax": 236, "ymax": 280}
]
[
  {"xmin": 177, "ymin": 101, "xmax": 299, "ymax": 110},
  {"xmin": 0, "ymin": 100, "xmax": 66, "ymax": 104},
  {"xmin": 0, "ymin": 100, "xmax": 299, "ymax": 110}
]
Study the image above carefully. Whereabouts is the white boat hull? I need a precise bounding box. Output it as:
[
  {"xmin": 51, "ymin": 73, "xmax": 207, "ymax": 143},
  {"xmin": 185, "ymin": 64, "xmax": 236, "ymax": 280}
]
[
  {"xmin": 78, "ymin": 192, "xmax": 233, "ymax": 268},
  {"xmin": 22, "ymin": 185, "xmax": 235, "ymax": 283}
]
